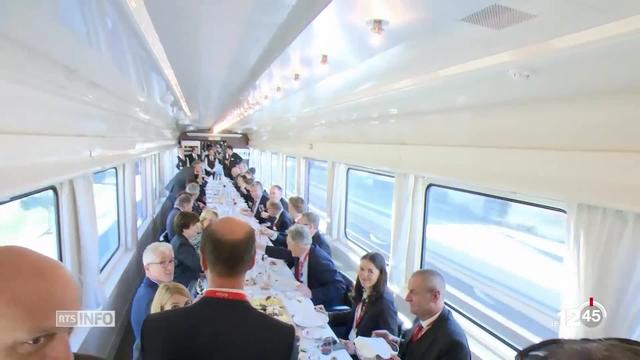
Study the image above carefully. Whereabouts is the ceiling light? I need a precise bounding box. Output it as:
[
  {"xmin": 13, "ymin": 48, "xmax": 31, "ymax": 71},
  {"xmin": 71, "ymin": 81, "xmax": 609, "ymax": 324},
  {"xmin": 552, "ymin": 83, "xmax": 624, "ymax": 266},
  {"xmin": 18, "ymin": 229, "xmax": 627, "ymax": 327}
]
[
  {"xmin": 293, "ymin": 73, "xmax": 300, "ymax": 81},
  {"xmin": 320, "ymin": 54, "xmax": 328, "ymax": 65}
]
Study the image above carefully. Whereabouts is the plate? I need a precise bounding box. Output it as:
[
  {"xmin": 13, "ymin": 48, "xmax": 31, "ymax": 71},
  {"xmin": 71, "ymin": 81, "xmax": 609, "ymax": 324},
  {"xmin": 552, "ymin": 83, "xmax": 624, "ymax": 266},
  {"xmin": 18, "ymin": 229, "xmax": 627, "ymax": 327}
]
[
  {"xmin": 293, "ymin": 310, "xmax": 329, "ymax": 328},
  {"xmin": 302, "ymin": 327, "xmax": 324, "ymax": 340}
]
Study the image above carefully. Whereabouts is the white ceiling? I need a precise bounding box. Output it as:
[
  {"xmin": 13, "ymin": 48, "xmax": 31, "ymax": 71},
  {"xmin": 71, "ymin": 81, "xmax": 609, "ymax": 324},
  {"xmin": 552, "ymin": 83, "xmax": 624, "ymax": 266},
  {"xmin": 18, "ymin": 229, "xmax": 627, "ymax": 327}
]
[
  {"xmin": 205, "ymin": 0, "xmax": 640, "ymax": 151},
  {"xmin": 144, "ymin": 0, "xmax": 331, "ymax": 127}
]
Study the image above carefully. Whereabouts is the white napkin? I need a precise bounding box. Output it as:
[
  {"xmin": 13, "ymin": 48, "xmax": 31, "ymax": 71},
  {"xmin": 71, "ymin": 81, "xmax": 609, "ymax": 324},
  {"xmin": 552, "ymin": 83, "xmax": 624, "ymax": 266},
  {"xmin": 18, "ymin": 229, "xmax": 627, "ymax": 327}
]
[{"xmin": 354, "ymin": 336, "xmax": 397, "ymax": 359}]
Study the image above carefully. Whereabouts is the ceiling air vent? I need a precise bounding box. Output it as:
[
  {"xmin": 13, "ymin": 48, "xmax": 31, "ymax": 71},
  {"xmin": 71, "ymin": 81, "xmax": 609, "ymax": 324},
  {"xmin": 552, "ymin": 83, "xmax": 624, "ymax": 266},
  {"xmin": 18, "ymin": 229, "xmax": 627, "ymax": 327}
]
[{"xmin": 461, "ymin": 4, "xmax": 536, "ymax": 30}]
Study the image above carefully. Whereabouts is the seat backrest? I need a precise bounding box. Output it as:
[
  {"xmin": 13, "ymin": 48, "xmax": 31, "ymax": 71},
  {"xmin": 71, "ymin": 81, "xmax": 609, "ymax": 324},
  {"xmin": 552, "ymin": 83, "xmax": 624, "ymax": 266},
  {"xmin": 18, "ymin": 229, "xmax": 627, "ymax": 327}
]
[
  {"xmin": 159, "ymin": 231, "xmax": 169, "ymax": 243},
  {"xmin": 339, "ymin": 272, "xmax": 354, "ymax": 307}
]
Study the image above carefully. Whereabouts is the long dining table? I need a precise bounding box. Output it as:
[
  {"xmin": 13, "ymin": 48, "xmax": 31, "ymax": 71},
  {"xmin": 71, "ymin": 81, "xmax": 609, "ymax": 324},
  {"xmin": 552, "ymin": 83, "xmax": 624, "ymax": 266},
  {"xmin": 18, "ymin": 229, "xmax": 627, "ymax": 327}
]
[{"xmin": 203, "ymin": 177, "xmax": 352, "ymax": 360}]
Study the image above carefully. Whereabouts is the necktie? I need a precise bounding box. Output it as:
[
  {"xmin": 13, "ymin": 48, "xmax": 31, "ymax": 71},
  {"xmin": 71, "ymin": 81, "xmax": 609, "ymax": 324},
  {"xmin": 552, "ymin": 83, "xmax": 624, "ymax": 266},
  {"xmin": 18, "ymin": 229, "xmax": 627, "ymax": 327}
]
[{"xmin": 410, "ymin": 324, "xmax": 424, "ymax": 342}]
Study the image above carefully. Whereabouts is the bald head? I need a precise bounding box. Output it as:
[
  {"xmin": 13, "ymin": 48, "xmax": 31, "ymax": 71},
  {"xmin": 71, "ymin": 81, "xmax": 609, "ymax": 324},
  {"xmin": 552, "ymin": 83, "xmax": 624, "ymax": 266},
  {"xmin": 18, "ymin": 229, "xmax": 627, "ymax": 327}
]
[
  {"xmin": 199, "ymin": 217, "xmax": 256, "ymax": 278},
  {"xmin": 405, "ymin": 269, "xmax": 446, "ymax": 320},
  {"xmin": 0, "ymin": 246, "xmax": 79, "ymax": 359},
  {"xmin": 412, "ymin": 269, "xmax": 446, "ymax": 295}
]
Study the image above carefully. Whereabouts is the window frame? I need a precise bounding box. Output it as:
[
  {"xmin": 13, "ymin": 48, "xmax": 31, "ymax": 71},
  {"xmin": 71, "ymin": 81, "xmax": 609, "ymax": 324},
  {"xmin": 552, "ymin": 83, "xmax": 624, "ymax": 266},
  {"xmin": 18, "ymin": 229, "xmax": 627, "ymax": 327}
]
[
  {"xmin": 134, "ymin": 158, "xmax": 148, "ymax": 230},
  {"xmin": 92, "ymin": 167, "xmax": 121, "ymax": 272},
  {"xmin": 420, "ymin": 183, "xmax": 567, "ymax": 351},
  {"xmin": 344, "ymin": 167, "xmax": 395, "ymax": 257},
  {"xmin": 304, "ymin": 158, "xmax": 329, "ymax": 217},
  {"xmin": 0, "ymin": 186, "xmax": 62, "ymax": 261},
  {"xmin": 285, "ymin": 155, "xmax": 297, "ymax": 197}
]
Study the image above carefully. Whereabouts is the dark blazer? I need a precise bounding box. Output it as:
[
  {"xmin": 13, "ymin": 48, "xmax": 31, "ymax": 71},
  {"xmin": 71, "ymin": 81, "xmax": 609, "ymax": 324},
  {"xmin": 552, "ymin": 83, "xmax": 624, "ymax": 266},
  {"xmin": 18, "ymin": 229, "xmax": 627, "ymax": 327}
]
[
  {"xmin": 279, "ymin": 197, "xmax": 289, "ymax": 212},
  {"xmin": 307, "ymin": 245, "xmax": 347, "ymax": 308},
  {"xmin": 223, "ymin": 152, "xmax": 243, "ymax": 178},
  {"xmin": 312, "ymin": 231, "xmax": 332, "ymax": 257},
  {"xmin": 141, "ymin": 296, "xmax": 296, "ymax": 360},
  {"xmin": 165, "ymin": 166, "xmax": 196, "ymax": 203},
  {"xmin": 170, "ymin": 234, "xmax": 202, "ymax": 288},
  {"xmin": 269, "ymin": 210, "xmax": 294, "ymax": 248},
  {"xmin": 329, "ymin": 290, "xmax": 398, "ymax": 338},
  {"xmin": 249, "ymin": 194, "xmax": 270, "ymax": 223},
  {"xmin": 399, "ymin": 308, "xmax": 471, "ymax": 360},
  {"xmin": 165, "ymin": 207, "xmax": 180, "ymax": 240},
  {"xmin": 130, "ymin": 277, "xmax": 159, "ymax": 341}
]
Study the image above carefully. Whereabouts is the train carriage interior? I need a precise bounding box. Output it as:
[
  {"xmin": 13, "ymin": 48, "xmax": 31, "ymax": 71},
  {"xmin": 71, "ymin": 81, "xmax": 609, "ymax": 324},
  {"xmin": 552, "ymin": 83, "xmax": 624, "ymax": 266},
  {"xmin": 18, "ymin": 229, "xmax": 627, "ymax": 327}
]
[{"xmin": 1, "ymin": 0, "xmax": 640, "ymax": 359}]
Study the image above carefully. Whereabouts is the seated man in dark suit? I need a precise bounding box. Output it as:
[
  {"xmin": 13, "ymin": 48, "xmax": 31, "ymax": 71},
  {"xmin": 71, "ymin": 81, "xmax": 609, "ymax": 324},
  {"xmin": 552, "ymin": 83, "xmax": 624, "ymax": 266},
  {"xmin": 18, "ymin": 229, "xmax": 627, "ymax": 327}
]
[
  {"xmin": 170, "ymin": 212, "xmax": 203, "ymax": 288},
  {"xmin": 373, "ymin": 269, "xmax": 471, "ymax": 360},
  {"xmin": 286, "ymin": 225, "xmax": 346, "ymax": 308},
  {"xmin": 298, "ymin": 211, "xmax": 332, "ymax": 257},
  {"xmin": 165, "ymin": 193, "xmax": 193, "ymax": 240},
  {"xmin": 141, "ymin": 217, "xmax": 297, "ymax": 360},
  {"xmin": 130, "ymin": 242, "xmax": 175, "ymax": 346},
  {"xmin": 186, "ymin": 182, "xmax": 206, "ymax": 215},
  {"xmin": 259, "ymin": 200, "xmax": 293, "ymax": 248},
  {"xmin": 241, "ymin": 181, "xmax": 269, "ymax": 223},
  {"xmin": 269, "ymin": 185, "xmax": 289, "ymax": 212},
  {"xmin": 223, "ymin": 145, "xmax": 243, "ymax": 179},
  {"xmin": 165, "ymin": 161, "xmax": 202, "ymax": 204}
]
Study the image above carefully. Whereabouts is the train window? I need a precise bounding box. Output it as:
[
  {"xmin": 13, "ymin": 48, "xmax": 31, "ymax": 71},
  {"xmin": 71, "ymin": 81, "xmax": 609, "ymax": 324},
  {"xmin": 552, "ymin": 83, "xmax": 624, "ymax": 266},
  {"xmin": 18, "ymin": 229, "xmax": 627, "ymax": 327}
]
[
  {"xmin": 134, "ymin": 159, "xmax": 147, "ymax": 227},
  {"xmin": 285, "ymin": 156, "xmax": 297, "ymax": 197},
  {"xmin": 305, "ymin": 160, "xmax": 328, "ymax": 216},
  {"xmin": 422, "ymin": 185, "xmax": 568, "ymax": 348},
  {"xmin": 151, "ymin": 154, "xmax": 160, "ymax": 201},
  {"xmin": 92, "ymin": 168, "xmax": 120, "ymax": 271},
  {"xmin": 345, "ymin": 169, "xmax": 394, "ymax": 257},
  {"xmin": 0, "ymin": 188, "xmax": 60, "ymax": 260}
]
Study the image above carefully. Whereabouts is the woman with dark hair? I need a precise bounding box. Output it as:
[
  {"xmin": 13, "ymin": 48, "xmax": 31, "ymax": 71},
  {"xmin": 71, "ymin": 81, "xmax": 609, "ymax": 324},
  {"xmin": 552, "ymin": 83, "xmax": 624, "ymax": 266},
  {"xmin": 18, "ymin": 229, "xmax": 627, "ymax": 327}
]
[
  {"xmin": 170, "ymin": 211, "xmax": 203, "ymax": 289},
  {"xmin": 329, "ymin": 252, "xmax": 398, "ymax": 356}
]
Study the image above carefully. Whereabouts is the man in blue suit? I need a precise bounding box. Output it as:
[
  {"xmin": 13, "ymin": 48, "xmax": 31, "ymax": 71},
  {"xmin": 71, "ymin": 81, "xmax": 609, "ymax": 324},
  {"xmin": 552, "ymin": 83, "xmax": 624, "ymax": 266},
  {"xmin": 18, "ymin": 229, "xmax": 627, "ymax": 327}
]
[
  {"xmin": 286, "ymin": 224, "xmax": 346, "ymax": 308},
  {"xmin": 130, "ymin": 242, "xmax": 174, "ymax": 345}
]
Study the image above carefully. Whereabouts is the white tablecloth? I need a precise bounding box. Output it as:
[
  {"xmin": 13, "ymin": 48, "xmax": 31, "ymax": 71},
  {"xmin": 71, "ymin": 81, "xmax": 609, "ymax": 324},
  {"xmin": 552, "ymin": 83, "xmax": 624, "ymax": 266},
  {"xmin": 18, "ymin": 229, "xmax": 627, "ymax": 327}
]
[{"xmin": 204, "ymin": 178, "xmax": 351, "ymax": 360}]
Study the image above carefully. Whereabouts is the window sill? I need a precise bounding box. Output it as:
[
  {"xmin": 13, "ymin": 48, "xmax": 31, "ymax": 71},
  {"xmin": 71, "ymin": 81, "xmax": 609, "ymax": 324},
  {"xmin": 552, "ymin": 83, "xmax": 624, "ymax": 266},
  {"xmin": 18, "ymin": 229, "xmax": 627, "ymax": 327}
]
[{"xmin": 99, "ymin": 247, "xmax": 135, "ymax": 297}]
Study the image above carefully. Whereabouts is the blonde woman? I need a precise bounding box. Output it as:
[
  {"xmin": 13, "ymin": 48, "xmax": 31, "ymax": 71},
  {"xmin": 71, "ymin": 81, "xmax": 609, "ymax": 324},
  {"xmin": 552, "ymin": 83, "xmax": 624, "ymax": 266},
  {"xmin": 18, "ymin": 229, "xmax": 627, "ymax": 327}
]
[
  {"xmin": 134, "ymin": 282, "xmax": 192, "ymax": 359},
  {"xmin": 150, "ymin": 282, "xmax": 192, "ymax": 313},
  {"xmin": 200, "ymin": 208, "xmax": 219, "ymax": 228}
]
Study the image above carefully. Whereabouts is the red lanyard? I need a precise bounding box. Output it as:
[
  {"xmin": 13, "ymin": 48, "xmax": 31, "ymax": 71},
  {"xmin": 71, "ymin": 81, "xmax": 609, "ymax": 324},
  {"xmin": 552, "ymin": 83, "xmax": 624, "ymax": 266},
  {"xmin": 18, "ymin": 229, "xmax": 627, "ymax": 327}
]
[
  {"xmin": 295, "ymin": 251, "xmax": 310, "ymax": 281},
  {"xmin": 203, "ymin": 289, "xmax": 248, "ymax": 302},
  {"xmin": 354, "ymin": 300, "xmax": 367, "ymax": 328}
]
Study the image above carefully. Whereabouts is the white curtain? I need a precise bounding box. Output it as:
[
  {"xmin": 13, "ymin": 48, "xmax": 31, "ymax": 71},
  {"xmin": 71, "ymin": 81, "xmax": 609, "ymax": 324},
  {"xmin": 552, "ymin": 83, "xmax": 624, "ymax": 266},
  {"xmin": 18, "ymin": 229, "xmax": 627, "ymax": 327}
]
[
  {"xmin": 261, "ymin": 151, "xmax": 271, "ymax": 187},
  {"xmin": 70, "ymin": 175, "xmax": 106, "ymax": 309},
  {"xmin": 388, "ymin": 174, "xmax": 415, "ymax": 287},
  {"xmin": 326, "ymin": 162, "xmax": 346, "ymax": 241},
  {"xmin": 297, "ymin": 157, "xmax": 306, "ymax": 198},
  {"xmin": 560, "ymin": 204, "xmax": 640, "ymax": 339},
  {"xmin": 404, "ymin": 177, "xmax": 427, "ymax": 281}
]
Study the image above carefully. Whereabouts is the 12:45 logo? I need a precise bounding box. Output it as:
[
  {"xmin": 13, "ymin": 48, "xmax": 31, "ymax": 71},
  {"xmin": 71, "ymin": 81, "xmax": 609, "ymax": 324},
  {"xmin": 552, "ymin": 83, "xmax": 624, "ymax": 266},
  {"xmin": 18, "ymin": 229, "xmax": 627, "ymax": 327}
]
[{"xmin": 558, "ymin": 297, "xmax": 607, "ymax": 328}]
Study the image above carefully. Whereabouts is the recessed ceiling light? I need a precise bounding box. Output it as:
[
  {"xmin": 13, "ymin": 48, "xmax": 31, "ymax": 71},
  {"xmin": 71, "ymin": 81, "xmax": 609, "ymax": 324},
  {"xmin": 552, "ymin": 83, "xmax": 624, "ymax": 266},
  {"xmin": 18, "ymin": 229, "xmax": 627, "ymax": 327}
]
[
  {"xmin": 293, "ymin": 73, "xmax": 300, "ymax": 81},
  {"xmin": 367, "ymin": 19, "xmax": 388, "ymax": 35},
  {"xmin": 320, "ymin": 54, "xmax": 328, "ymax": 65}
]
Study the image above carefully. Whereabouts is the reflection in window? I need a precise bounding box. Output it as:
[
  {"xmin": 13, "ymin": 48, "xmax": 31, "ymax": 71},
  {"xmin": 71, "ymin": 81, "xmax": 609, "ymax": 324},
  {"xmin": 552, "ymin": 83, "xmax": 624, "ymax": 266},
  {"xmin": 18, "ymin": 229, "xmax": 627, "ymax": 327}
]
[
  {"xmin": 422, "ymin": 185, "xmax": 567, "ymax": 348},
  {"xmin": 0, "ymin": 189, "xmax": 60, "ymax": 260},
  {"xmin": 306, "ymin": 160, "xmax": 328, "ymax": 215},
  {"xmin": 346, "ymin": 170, "xmax": 394, "ymax": 257},
  {"xmin": 135, "ymin": 160, "xmax": 147, "ymax": 227},
  {"xmin": 271, "ymin": 154, "xmax": 279, "ymax": 187},
  {"xmin": 93, "ymin": 169, "xmax": 120, "ymax": 270},
  {"xmin": 285, "ymin": 156, "xmax": 297, "ymax": 197}
]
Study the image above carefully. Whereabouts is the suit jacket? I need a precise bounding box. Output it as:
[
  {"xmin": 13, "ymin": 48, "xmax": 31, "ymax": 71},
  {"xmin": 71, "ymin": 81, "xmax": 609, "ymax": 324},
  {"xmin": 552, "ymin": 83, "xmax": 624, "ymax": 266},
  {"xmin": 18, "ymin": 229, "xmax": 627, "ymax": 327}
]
[
  {"xmin": 307, "ymin": 245, "xmax": 346, "ymax": 308},
  {"xmin": 312, "ymin": 231, "xmax": 332, "ymax": 257},
  {"xmin": 141, "ymin": 296, "xmax": 296, "ymax": 360},
  {"xmin": 329, "ymin": 290, "xmax": 398, "ymax": 338},
  {"xmin": 165, "ymin": 208, "xmax": 180, "ymax": 240},
  {"xmin": 223, "ymin": 152, "xmax": 243, "ymax": 178},
  {"xmin": 279, "ymin": 197, "xmax": 289, "ymax": 212},
  {"xmin": 130, "ymin": 277, "xmax": 158, "ymax": 341},
  {"xmin": 269, "ymin": 210, "xmax": 293, "ymax": 248},
  {"xmin": 249, "ymin": 194, "xmax": 270, "ymax": 223},
  {"xmin": 170, "ymin": 234, "xmax": 202, "ymax": 288},
  {"xmin": 399, "ymin": 308, "xmax": 471, "ymax": 360},
  {"xmin": 165, "ymin": 166, "xmax": 196, "ymax": 203},
  {"xmin": 175, "ymin": 156, "xmax": 189, "ymax": 170}
]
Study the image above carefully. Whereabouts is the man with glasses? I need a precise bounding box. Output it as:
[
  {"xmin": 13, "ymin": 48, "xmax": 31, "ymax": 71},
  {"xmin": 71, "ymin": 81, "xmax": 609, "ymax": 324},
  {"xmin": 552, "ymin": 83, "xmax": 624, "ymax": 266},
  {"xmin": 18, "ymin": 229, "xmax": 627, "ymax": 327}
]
[
  {"xmin": 373, "ymin": 269, "xmax": 470, "ymax": 360},
  {"xmin": 131, "ymin": 242, "xmax": 175, "ymax": 347},
  {"xmin": 298, "ymin": 212, "xmax": 331, "ymax": 257}
]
